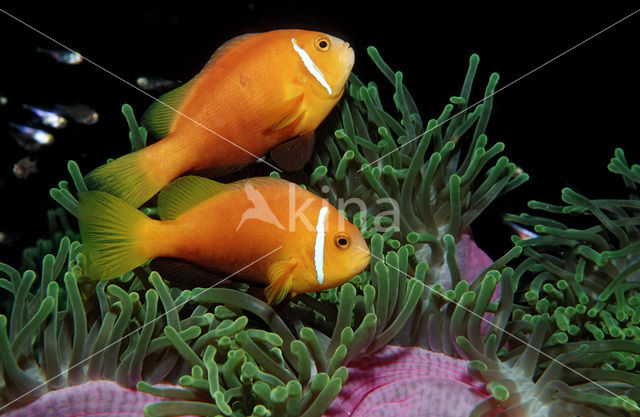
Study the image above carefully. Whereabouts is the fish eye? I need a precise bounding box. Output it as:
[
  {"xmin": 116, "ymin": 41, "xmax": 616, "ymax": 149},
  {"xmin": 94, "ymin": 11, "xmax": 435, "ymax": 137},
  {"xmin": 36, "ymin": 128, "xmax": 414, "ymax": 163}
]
[
  {"xmin": 314, "ymin": 36, "xmax": 331, "ymax": 52},
  {"xmin": 334, "ymin": 233, "xmax": 350, "ymax": 249}
]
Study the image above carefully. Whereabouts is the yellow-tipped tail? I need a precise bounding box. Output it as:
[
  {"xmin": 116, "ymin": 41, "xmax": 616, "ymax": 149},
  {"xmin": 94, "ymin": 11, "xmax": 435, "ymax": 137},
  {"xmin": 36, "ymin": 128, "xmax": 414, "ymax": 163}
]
[
  {"xmin": 78, "ymin": 190, "xmax": 152, "ymax": 280},
  {"xmin": 84, "ymin": 150, "xmax": 165, "ymax": 208}
]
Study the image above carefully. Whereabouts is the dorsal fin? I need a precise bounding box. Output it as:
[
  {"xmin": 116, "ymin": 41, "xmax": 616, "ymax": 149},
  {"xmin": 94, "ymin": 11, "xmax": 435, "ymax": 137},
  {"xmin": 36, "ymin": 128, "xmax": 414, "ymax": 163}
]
[
  {"xmin": 141, "ymin": 79, "xmax": 195, "ymax": 138},
  {"xmin": 158, "ymin": 176, "xmax": 292, "ymax": 220},
  {"xmin": 234, "ymin": 176, "xmax": 293, "ymax": 190},
  {"xmin": 158, "ymin": 176, "xmax": 233, "ymax": 220},
  {"xmin": 202, "ymin": 33, "xmax": 258, "ymax": 72}
]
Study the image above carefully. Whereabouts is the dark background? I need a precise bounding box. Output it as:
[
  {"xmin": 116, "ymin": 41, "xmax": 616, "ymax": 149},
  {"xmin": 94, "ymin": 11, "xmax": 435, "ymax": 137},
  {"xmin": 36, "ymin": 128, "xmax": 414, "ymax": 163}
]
[{"xmin": 0, "ymin": 2, "xmax": 639, "ymax": 267}]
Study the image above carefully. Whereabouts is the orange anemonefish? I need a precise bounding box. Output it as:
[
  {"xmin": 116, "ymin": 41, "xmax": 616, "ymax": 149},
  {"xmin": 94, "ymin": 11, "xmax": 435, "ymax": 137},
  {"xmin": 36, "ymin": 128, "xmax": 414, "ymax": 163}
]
[
  {"xmin": 78, "ymin": 176, "xmax": 370, "ymax": 304},
  {"xmin": 85, "ymin": 29, "xmax": 355, "ymax": 207}
]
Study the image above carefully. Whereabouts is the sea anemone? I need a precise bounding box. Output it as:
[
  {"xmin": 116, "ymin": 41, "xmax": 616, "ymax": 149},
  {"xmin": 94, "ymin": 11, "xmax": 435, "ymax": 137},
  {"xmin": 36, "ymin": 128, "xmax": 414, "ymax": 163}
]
[
  {"xmin": 308, "ymin": 48, "xmax": 526, "ymax": 288},
  {"xmin": 0, "ymin": 226, "xmax": 216, "ymax": 414},
  {"xmin": 2, "ymin": 44, "xmax": 639, "ymax": 417}
]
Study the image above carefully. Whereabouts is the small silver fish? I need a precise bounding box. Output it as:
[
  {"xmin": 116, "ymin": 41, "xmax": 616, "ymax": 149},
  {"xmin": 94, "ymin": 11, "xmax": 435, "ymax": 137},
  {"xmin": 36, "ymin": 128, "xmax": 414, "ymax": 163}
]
[
  {"xmin": 0, "ymin": 231, "xmax": 13, "ymax": 245},
  {"xmin": 13, "ymin": 156, "xmax": 38, "ymax": 179},
  {"xmin": 504, "ymin": 221, "xmax": 538, "ymax": 240},
  {"xmin": 23, "ymin": 104, "xmax": 68, "ymax": 129},
  {"xmin": 512, "ymin": 166, "xmax": 525, "ymax": 178},
  {"xmin": 136, "ymin": 76, "xmax": 176, "ymax": 91},
  {"xmin": 58, "ymin": 104, "xmax": 99, "ymax": 125},
  {"xmin": 9, "ymin": 123, "xmax": 54, "ymax": 151},
  {"xmin": 36, "ymin": 47, "xmax": 83, "ymax": 65}
]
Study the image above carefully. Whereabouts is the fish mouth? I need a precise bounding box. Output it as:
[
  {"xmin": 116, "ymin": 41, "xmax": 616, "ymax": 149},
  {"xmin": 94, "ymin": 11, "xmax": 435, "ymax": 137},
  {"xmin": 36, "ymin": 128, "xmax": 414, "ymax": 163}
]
[
  {"xmin": 327, "ymin": 35, "xmax": 354, "ymax": 95},
  {"xmin": 330, "ymin": 46, "xmax": 354, "ymax": 99},
  {"xmin": 354, "ymin": 249, "xmax": 371, "ymax": 273},
  {"xmin": 328, "ymin": 35, "xmax": 355, "ymax": 68},
  {"xmin": 343, "ymin": 44, "xmax": 355, "ymax": 71}
]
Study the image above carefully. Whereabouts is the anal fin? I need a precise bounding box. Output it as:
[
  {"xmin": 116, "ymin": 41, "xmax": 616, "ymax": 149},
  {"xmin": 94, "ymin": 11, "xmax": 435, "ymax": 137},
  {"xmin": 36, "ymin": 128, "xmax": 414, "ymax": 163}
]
[
  {"xmin": 150, "ymin": 258, "xmax": 231, "ymax": 288},
  {"xmin": 187, "ymin": 162, "xmax": 249, "ymax": 179},
  {"xmin": 269, "ymin": 131, "xmax": 315, "ymax": 171}
]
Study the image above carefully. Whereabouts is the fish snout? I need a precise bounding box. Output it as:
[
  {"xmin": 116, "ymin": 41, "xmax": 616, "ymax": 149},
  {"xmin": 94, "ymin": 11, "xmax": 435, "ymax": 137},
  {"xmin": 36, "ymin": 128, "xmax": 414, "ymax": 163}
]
[
  {"xmin": 328, "ymin": 35, "xmax": 355, "ymax": 72},
  {"xmin": 343, "ymin": 44, "xmax": 355, "ymax": 70},
  {"xmin": 354, "ymin": 245, "xmax": 371, "ymax": 273}
]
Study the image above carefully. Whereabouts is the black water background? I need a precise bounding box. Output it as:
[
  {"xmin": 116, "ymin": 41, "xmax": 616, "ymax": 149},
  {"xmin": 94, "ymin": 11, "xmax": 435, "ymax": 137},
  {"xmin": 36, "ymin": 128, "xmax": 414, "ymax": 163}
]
[{"xmin": 0, "ymin": 2, "xmax": 638, "ymax": 269}]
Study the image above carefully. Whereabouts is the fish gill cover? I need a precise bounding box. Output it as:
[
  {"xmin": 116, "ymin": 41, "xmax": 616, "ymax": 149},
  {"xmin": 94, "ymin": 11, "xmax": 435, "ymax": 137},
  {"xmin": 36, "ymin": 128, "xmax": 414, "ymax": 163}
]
[{"xmin": 1, "ymin": 42, "xmax": 639, "ymax": 417}]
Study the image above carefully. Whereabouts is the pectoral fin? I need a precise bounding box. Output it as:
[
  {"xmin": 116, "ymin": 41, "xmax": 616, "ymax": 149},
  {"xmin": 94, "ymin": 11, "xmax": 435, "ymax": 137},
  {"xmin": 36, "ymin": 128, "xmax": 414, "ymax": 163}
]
[
  {"xmin": 265, "ymin": 260, "xmax": 297, "ymax": 305},
  {"xmin": 269, "ymin": 131, "xmax": 315, "ymax": 171},
  {"xmin": 264, "ymin": 93, "xmax": 305, "ymax": 133}
]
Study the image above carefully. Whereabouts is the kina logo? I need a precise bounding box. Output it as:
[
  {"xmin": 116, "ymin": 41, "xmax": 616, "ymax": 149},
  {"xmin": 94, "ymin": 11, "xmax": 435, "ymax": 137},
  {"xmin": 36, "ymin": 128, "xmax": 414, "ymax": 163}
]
[{"xmin": 236, "ymin": 182, "xmax": 286, "ymax": 231}]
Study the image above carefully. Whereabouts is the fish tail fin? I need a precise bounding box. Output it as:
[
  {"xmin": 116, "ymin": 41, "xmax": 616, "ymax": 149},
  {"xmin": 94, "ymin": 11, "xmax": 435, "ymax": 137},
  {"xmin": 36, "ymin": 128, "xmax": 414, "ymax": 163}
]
[
  {"xmin": 84, "ymin": 149, "xmax": 166, "ymax": 208},
  {"xmin": 78, "ymin": 190, "xmax": 155, "ymax": 280}
]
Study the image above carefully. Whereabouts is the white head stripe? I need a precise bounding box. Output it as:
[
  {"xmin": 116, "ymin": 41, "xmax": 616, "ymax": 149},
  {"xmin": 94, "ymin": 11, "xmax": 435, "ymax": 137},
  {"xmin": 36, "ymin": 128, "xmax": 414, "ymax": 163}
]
[
  {"xmin": 291, "ymin": 38, "xmax": 333, "ymax": 95},
  {"xmin": 314, "ymin": 206, "xmax": 329, "ymax": 284}
]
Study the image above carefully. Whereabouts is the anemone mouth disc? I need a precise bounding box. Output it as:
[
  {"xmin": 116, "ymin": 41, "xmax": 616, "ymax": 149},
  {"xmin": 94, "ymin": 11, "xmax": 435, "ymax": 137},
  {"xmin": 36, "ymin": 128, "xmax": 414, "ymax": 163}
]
[
  {"xmin": 2, "ymin": 380, "xmax": 171, "ymax": 417},
  {"xmin": 325, "ymin": 345, "xmax": 489, "ymax": 417}
]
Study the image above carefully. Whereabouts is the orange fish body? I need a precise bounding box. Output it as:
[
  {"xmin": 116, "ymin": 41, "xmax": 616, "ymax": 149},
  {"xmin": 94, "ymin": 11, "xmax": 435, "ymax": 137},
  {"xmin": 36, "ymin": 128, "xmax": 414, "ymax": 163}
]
[
  {"xmin": 79, "ymin": 176, "xmax": 370, "ymax": 304},
  {"xmin": 85, "ymin": 30, "xmax": 355, "ymax": 207}
]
